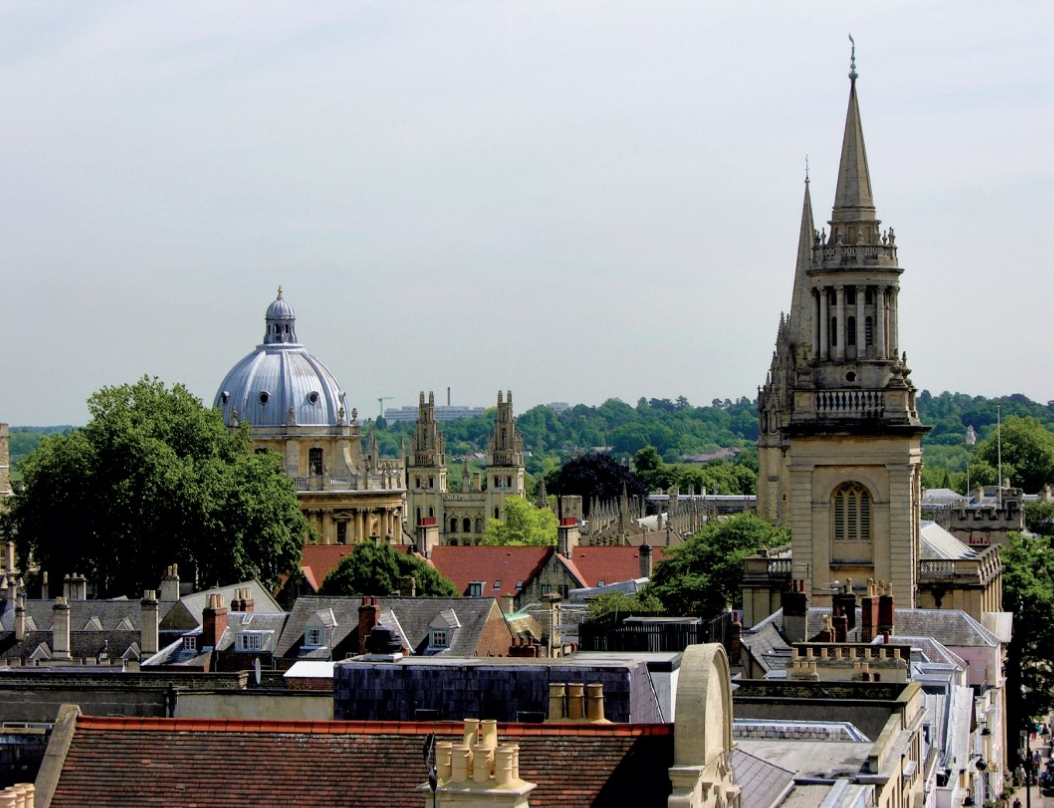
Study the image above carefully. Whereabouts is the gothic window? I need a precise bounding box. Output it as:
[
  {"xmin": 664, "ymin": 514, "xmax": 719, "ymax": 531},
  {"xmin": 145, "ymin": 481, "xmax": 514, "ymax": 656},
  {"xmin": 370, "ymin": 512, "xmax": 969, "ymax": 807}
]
[
  {"xmin": 463, "ymin": 518, "xmax": 471, "ymax": 533},
  {"xmin": 416, "ymin": 508, "xmax": 421, "ymax": 524},
  {"xmin": 830, "ymin": 317, "xmax": 838, "ymax": 347},
  {"xmin": 494, "ymin": 507, "xmax": 500, "ymax": 519},
  {"xmin": 865, "ymin": 317, "xmax": 874, "ymax": 346},
  {"xmin": 429, "ymin": 507, "xmax": 435, "ymax": 518},
  {"xmin": 309, "ymin": 448, "xmax": 323, "ymax": 476},
  {"xmin": 832, "ymin": 483, "xmax": 872, "ymax": 542},
  {"xmin": 847, "ymin": 316, "xmax": 856, "ymax": 346},
  {"xmin": 450, "ymin": 517, "xmax": 458, "ymax": 533},
  {"xmin": 476, "ymin": 518, "xmax": 484, "ymax": 533}
]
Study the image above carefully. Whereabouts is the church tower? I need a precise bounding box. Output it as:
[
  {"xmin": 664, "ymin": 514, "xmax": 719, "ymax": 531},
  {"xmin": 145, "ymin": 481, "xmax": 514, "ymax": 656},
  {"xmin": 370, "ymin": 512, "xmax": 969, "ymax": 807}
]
[
  {"xmin": 485, "ymin": 390, "xmax": 526, "ymax": 521},
  {"xmin": 757, "ymin": 47, "xmax": 928, "ymax": 607},
  {"xmin": 407, "ymin": 391, "xmax": 447, "ymax": 528}
]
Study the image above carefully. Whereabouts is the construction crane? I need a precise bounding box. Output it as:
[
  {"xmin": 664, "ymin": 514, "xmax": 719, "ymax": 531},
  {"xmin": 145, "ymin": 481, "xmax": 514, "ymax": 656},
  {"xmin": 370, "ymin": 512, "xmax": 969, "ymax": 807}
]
[{"xmin": 378, "ymin": 397, "xmax": 393, "ymax": 419}]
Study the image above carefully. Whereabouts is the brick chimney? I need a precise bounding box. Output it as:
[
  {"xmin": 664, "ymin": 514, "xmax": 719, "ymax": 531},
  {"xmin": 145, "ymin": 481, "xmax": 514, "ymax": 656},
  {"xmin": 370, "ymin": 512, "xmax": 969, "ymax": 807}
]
[
  {"xmin": 781, "ymin": 579, "xmax": 808, "ymax": 644},
  {"xmin": 416, "ymin": 517, "xmax": 439, "ymax": 560},
  {"xmin": 878, "ymin": 583, "xmax": 895, "ymax": 636},
  {"xmin": 159, "ymin": 565, "xmax": 180, "ymax": 602},
  {"xmin": 358, "ymin": 596, "xmax": 380, "ymax": 655},
  {"xmin": 832, "ymin": 578, "xmax": 856, "ymax": 633},
  {"xmin": 201, "ymin": 594, "xmax": 228, "ymax": 649},
  {"xmin": 860, "ymin": 579, "xmax": 880, "ymax": 643},
  {"xmin": 639, "ymin": 544, "xmax": 653, "ymax": 579},
  {"xmin": 14, "ymin": 593, "xmax": 25, "ymax": 641},
  {"xmin": 140, "ymin": 590, "xmax": 159, "ymax": 657},
  {"xmin": 52, "ymin": 596, "xmax": 71, "ymax": 660}
]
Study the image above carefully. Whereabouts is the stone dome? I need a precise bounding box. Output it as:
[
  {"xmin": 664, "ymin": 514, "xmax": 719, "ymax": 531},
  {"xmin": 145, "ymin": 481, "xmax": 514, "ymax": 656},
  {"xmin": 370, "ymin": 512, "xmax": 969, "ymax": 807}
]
[{"xmin": 214, "ymin": 289, "xmax": 347, "ymax": 428}]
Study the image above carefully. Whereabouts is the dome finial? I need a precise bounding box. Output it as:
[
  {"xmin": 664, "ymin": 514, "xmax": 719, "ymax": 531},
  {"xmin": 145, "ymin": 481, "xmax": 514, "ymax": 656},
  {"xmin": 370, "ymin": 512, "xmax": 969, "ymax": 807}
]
[
  {"xmin": 848, "ymin": 34, "xmax": 857, "ymax": 81},
  {"xmin": 277, "ymin": 285, "xmax": 283, "ymax": 298}
]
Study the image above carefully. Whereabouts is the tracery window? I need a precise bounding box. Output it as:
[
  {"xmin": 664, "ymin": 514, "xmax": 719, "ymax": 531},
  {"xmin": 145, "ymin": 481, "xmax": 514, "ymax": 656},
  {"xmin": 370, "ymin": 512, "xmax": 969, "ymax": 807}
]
[{"xmin": 832, "ymin": 482, "xmax": 872, "ymax": 542}]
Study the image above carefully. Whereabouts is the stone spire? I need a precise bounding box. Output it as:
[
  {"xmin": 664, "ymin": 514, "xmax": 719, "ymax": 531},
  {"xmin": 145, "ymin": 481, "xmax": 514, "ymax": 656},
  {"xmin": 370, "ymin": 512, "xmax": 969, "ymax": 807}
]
[
  {"xmin": 786, "ymin": 174, "xmax": 815, "ymax": 352},
  {"xmin": 831, "ymin": 47, "xmax": 876, "ymax": 230}
]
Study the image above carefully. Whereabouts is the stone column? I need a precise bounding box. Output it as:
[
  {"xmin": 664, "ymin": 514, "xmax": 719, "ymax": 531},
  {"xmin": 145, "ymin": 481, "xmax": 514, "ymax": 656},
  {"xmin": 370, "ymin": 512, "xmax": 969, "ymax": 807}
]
[
  {"xmin": 855, "ymin": 286, "xmax": 865, "ymax": 355},
  {"xmin": 819, "ymin": 290, "xmax": 829, "ymax": 360},
  {"xmin": 834, "ymin": 286, "xmax": 845, "ymax": 361},
  {"xmin": 890, "ymin": 288, "xmax": 899, "ymax": 357},
  {"xmin": 876, "ymin": 286, "xmax": 887, "ymax": 359}
]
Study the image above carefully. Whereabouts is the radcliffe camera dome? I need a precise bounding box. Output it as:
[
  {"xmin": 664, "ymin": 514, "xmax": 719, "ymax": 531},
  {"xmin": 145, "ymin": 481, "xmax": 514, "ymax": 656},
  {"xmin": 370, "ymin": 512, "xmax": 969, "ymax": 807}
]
[{"xmin": 214, "ymin": 288, "xmax": 347, "ymax": 428}]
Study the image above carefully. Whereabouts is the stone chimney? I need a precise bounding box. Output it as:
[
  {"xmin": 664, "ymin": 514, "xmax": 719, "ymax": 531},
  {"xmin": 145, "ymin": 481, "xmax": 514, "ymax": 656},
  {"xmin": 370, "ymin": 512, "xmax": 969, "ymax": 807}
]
[
  {"xmin": 557, "ymin": 518, "xmax": 579, "ymax": 559},
  {"xmin": 430, "ymin": 719, "xmax": 535, "ymax": 806},
  {"xmin": 781, "ymin": 579, "xmax": 808, "ymax": 644},
  {"xmin": 14, "ymin": 593, "xmax": 25, "ymax": 641},
  {"xmin": 52, "ymin": 596, "xmax": 71, "ymax": 660},
  {"xmin": 159, "ymin": 565, "xmax": 180, "ymax": 602},
  {"xmin": 229, "ymin": 587, "xmax": 255, "ymax": 613},
  {"xmin": 201, "ymin": 594, "xmax": 228, "ymax": 649},
  {"xmin": 358, "ymin": 596, "xmax": 380, "ymax": 655},
  {"xmin": 66, "ymin": 572, "xmax": 87, "ymax": 601},
  {"xmin": 860, "ymin": 579, "xmax": 880, "ymax": 643},
  {"xmin": 416, "ymin": 517, "xmax": 439, "ymax": 560},
  {"xmin": 140, "ymin": 590, "xmax": 159, "ymax": 657},
  {"xmin": 878, "ymin": 583, "xmax": 895, "ymax": 636},
  {"xmin": 639, "ymin": 544, "xmax": 653, "ymax": 579},
  {"xmin": 5, "ymin": 540, "xmax": 14, "ymax": 576},
  {"xmin": 832, "ymin": 578, "xmax": 857, "ymax": 633},
  {"xmin": 546, "ymin": 682, "xmax": 610, "ymax": 723}
]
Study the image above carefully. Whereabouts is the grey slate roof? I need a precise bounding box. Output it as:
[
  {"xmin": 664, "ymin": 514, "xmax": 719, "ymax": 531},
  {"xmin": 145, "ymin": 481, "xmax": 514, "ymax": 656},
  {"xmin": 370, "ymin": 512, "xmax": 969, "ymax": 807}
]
[
  {"xmin": 159, "ymin": 580, "xmax": 281, "ymax": 632},
  {"xmin": 275, "ymin": 596, "xmax": 507, "ymax": 660},
  {"xmin": 0, "ymin": 630, "xmax": 142, "ymax": 662},
  {"xmin": 730, "ymin": 746, "xmax": 797, "ymax": 808},
  {"xmin": 0, "ymin": 598, "xmax": 170, "ymax": 632}
]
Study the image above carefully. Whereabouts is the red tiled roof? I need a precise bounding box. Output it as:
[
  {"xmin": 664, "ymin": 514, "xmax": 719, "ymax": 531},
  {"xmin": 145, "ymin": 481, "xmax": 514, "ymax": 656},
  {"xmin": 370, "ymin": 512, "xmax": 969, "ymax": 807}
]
[
  {"xmin": 561, "ymin": 545, "xmax": 670, "ymax": 588},
  {"xmin": 50, "ymin": 716, "xmax": 674, "ymax": 808},
  {"xmin": 300, "ymin": 544, "xmax": 423, "ymax": 592},
  {"xmin": 430, "ymin": 546, "xmax": 552, "ymax": 598}
]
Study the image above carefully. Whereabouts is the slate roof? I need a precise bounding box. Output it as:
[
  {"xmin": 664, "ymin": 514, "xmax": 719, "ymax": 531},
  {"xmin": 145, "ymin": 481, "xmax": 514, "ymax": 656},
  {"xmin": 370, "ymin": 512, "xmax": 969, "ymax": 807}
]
[
  {"xmin": 730, "ymin": 746, "xmax": 796, "ymax": 808},
  {"xmin": 0, "ymin": 630, "xmax": 142, "ymax": 663},
  {"xmin": 0, "ymin": 598, "xmax": 163, "ymax": 633},
  {"xmin": 920, "ymin": 521, "xmax": 976, "ymax": 560},
  {"xmin": 159, "ymin": 580, "xmax": 281, "ymax": 632},
  {"xmin": 430, "ymin": 546, "xmax": 551, "ymax": 598},
  {"xmin": 46, "ymin": 716, "xmax": 676, "ymax": 808},
  {"xmin": 275, "ymin": 596, "xmax": 510, "ymax": 659}
]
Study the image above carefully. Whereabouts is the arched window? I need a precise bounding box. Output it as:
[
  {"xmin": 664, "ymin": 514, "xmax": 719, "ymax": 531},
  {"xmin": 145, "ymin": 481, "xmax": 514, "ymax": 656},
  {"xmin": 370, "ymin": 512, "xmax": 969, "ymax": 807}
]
[
  {"xmin": 847, "ymin": 316, "xmax": 856, "ymax": 346},
  {"xmin": 494, "ymin": 507, "xmax": 500, "ymax": 519},
  {"xmin": 450, "ymin": 517, "xmax": 458, "ymax": 533},
  {"xmin": 415, "ymin": 507, "xmax": 421, "ymax": 524},
  {"xmin": 463, "ymin": 517, "xmax": 472, "ymax": 533},
  {"xmin": 832, "ymin": 482, "xmax": 872, "ymax": 542},
  {"xmin": 475, "ymin": 518, "xmax": 484, "ymax": 533}
]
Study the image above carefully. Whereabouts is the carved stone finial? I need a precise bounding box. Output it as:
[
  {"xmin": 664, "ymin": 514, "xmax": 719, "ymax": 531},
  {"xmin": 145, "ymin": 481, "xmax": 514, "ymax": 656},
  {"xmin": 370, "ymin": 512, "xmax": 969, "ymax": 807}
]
[
  {"xmin": 277, "ymin": 285, "xmax": 283, "ymax": 297},
  {"xmin": 848, "ymin": 33, "xmax": 857, "ymax": 81}
]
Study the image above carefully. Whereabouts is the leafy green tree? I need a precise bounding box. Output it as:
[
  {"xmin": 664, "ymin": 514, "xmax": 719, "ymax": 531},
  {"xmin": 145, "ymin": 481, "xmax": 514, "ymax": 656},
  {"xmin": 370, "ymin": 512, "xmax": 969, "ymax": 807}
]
[
  {"xmin": 642, "ymin": 513, "xmax": 789, "ymax": 617},
  {"xmin": 1, "ymin": 377, "xmax": 307, "ymax": 597},
  {"xmin": 586, "ymin": 589, "xmax": 664, "ymax": 618},
  {"xmin": 1025, "ymin": 501, "xmax": 1054, "ymax": 537},
  {"xmin": 545, "ymin": 452, "xmax": 648, "ymax": 517},
  {"xmin": 634, "ymin": 446, "xmax": 676, "ymax": 491},
  {"xmin": 975, "ymin": 416, "xmax": 1054, "ymax": 492},
  {"xmin": 481, "ymin": 496, "xmax": 557, "ymax": 546},
  {"xmin": 1001, "ymin": 533, "xmax": 1054, "ymax": 738},
  {"xmin": 319, "ymin": 543, "xmax": 458, "ymax": 597}
]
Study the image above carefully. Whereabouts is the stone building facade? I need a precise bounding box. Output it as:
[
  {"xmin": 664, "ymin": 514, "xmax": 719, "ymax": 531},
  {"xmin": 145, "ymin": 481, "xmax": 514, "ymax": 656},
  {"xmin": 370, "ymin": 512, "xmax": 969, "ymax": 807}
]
[{"xmin": 407, "ymin": 390, "xmax": 526, "ymax": 545}]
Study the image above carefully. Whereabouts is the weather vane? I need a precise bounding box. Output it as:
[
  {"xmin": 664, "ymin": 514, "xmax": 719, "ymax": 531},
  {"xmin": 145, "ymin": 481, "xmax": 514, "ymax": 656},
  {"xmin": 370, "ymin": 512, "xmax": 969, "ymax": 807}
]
[
  {"xmin": 805, "ymin": 154, "xmax": 810, "ymax": 182},
  {"xmin": 848, "ymin": 34, "xmax": 857, "ymax": 80}
]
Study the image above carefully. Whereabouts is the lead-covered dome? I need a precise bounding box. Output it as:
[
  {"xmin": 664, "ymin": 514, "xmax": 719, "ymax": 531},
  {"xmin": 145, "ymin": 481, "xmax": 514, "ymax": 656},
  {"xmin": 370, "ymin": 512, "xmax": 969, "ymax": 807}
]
[{"xmin": 214, "ymin": 288, "xmax": 346, "ymax": 428}]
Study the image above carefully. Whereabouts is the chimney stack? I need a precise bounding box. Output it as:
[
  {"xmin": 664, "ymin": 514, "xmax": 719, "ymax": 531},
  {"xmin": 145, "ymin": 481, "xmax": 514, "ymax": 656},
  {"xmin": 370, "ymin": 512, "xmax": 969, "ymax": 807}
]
[
  {"xmin": 557, "ymin": 517, "xmax": 579, "ymax": 560},
  {"xmin": 358, "ymin": 596, "xmax": 380, "ymax": 655},
  {"xmin": 781, "ymin": 579, "xmax": 808, "ymax": 644},
  {"xmin": 860, "ymin": 579, "xmax": 880, "ymax": 643},
  {"xmin": 140, "ymin": 590, "xmax": 159, "ymax": 656},
  {"xmin": 500, "ymin": 594, "xmax": 516, "ymax": 615},
  {"xmin": 159, "ymin": 565, "xmax": 180, "ymax": 602},
  {"xmin": 201, "ymin": 594, "xmax": 228, "ymax": 649},
  {"xmin": 878, "ymin": 583, "xmax": 895, "ymax": 636},
  {"xmin": 639, "ymin": 544, "xmax": 653, "ymax": 579},
  {"xmin": 415, "ymin": 517, "xmax": 439, "ymax": 560},
  {"xmin": 832, "ymin": 578, "xmax": 857, "ymax": 632},
  {"xmin": 52, "ymin": 596, "xmax": 71, "ymax": 660},
  {"xmin": 14, "ymin": 593, "xmax": 25, "ymax": 641}
]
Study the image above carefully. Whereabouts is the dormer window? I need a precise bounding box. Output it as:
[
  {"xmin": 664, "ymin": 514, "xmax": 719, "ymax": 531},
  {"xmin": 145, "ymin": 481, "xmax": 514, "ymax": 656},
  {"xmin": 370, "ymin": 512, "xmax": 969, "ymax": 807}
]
[
  {"xmin": 236, "ymin": 632, "xmax": 269, "ymax": 651},
  {"xmin": 304, "ymin": 627, "xmax": 325, "ymax": 648},
  {"xmin": 468, "ymin": 582, "xmax": 483, "ymax": 598},
  {"xmin": 183, "ymin": 636, "xmax": 197, "ymax": 652},
  {"xmin": 493, "ymin": 580, "xmax": 501, "ymax": 590},
  {"xmin": 430, "ymin": 629, "xmax": 448, "ymax": 649}
]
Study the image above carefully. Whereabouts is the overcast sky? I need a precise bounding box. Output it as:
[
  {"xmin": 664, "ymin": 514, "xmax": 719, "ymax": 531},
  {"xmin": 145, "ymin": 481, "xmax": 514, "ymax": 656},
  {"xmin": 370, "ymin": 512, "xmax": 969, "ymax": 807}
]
[{"xmin": 1, "ymin": 1, "xmax": 1051, "ymax": 426}]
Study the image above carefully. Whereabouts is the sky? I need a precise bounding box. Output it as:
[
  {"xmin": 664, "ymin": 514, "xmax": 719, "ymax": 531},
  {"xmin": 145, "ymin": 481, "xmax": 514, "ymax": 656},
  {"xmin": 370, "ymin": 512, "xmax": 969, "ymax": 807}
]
[{"xmin": 1, "ymin": 1, "xmax": 1052, "ymax": 426}]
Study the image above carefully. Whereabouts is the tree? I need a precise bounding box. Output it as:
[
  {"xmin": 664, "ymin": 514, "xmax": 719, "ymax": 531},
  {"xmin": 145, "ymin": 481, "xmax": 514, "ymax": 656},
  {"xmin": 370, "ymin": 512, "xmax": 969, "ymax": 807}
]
[
  {"xmin": 319, "ymin": 543, "xmax": 458, "ymax": 597},
  {"xmin": 481, "ymin": 496, "xmax": 557, "ymax": 546},
  {"xmin": 586, "ymin": 590, "xmax": 664, "ymax": 619},
  {"xmin": 642, "ymin": 513, "xmax": 789, "ymax": 617},
  {"xmin": 634, "ymin": 446, "xmax": 676, "ymax": 491},
  {"xmin": 1001, "ymin": 533, "xmax": 1054, "ymax": 738},
  {"xmin": 1, "ymin": 377, "xmax": 307, "ymax": 597},
  {"xmin": 1025, "ymin": 501, "xmax": 1054, "ymax": 537},
  {"xmin": 545, "ymin": 452, "xmax": 648, "ymax": 517},
  {"xmin": 975, "ymin": 416, "xmax": 1054, "ymax": 492}
]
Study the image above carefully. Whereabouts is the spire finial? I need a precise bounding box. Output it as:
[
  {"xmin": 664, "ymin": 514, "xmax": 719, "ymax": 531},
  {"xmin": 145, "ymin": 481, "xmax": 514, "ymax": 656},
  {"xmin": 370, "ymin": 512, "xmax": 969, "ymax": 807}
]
[
  {"xmin": 848, "ymin": 34, "xmax": 857, "ymax": 81},
  {"xmin": 805, "ymin": 154, "xmax": 810, "ymax": 183},
  {"xmin": 277, "ymin": 285, "xmax": 283, "ymax": 297}
]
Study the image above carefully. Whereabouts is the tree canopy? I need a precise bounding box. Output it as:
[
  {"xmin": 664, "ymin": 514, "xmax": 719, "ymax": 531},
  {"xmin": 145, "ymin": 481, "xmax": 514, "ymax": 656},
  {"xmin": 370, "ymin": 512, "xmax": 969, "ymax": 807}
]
[
  {"xmin": 642, "ymin": 513, "xmax": 789, "ymax": 617},
  {"xmin": 974, "ymin": 415, "xmax": 1054, "ymax": 493},
  {"xmin": 1, "ymin": 377, "xmax": 307, "ymax": 597},
  {"xmin": 319, "ymin": 543, "xmax": 459, "ymax": 597},
  {"xmin": 544, "ymin": 452, "xmax": 648, "ymax": 517},
  {"xmin": 1001, "ymin": 531, "xmax": 1054, "ymax": 736},
  {"xmin": 481, "ymin": 496, "xmax": 557, "ymax": 546}
]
